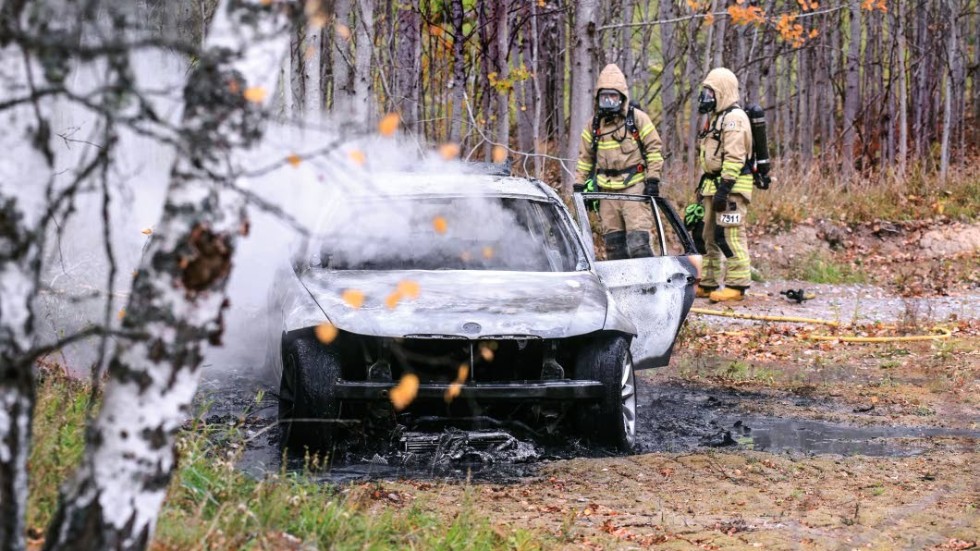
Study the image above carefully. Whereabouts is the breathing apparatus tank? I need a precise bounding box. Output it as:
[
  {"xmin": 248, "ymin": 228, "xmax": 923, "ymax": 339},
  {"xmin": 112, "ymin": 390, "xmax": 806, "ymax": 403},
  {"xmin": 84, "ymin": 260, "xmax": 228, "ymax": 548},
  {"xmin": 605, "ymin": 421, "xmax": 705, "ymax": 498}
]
[{"xmin": 746, "ymin": 103, "xmax": 771, "ymax": 190}]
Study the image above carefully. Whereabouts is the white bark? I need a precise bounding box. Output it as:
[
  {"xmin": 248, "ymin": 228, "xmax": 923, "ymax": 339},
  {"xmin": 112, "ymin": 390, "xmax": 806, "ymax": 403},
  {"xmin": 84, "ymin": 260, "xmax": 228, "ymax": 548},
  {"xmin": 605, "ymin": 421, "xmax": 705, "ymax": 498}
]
[
  {"xmin": 494, "ymin": 0, "xmax": 510, "ymax": 153},
  {"xmin": 897, "ymin": 0, "xmax": 908, "ymax": 178},
  {"xmin": 352, "ymin": 0, "xmax": 374, "ymax": 127},
  {"xmin": 330, "ymin": 0, "xmax": 353, "ymax": 114},
  {"xmin": 304, "ymin": 25, "xmax": 322, "ymax": 114},
  {"xmin": 564, "ymin": 0, "xmax": 598, "ymax": 194},
  {"xmin": 44, "ymin": 1, "xmax": 291, "ymax": 549},
  {"xmin": 939, "ymin": 0, "xmax": 956, "ymax": 181},
  {"xmin": 842, "ymin": 0, "xmax": 862, "ymax": 177}
]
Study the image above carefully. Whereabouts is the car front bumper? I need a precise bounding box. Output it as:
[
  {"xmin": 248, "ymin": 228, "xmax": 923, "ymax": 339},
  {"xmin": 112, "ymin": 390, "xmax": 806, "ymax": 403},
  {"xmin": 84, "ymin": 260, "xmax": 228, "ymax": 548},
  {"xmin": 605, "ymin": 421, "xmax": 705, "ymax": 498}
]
[{"xmin": 334, "ymin": 379, "xmax": 604, "ymax": 401}]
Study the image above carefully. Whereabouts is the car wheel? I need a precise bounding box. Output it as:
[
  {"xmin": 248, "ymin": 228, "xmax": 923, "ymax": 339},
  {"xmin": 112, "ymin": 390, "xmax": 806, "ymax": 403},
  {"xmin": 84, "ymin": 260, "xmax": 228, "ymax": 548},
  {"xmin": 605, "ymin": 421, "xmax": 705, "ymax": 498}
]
[
  {"xmin": 574, "ymin": 335, "xmax": 637, "ymax": 452},
  {"xmin": 278, "ymin": 329, "xmax": 342, "ymax": 453}
]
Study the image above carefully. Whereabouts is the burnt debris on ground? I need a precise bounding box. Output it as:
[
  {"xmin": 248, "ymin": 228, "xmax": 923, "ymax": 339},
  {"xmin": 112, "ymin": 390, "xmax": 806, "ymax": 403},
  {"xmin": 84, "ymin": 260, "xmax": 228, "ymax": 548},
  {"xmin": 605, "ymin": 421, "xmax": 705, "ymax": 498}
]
[{"xmin": 194, "ymin": 371, "xmax": 979, "ymax": 484}]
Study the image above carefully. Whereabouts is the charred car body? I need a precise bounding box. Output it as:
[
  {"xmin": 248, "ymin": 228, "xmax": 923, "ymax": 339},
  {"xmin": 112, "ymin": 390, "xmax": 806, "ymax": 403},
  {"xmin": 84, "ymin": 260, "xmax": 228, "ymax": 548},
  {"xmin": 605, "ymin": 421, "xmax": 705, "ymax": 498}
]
[{"xmin": 267, "ymin": 173, "xmax": 699, "ymax": 452}]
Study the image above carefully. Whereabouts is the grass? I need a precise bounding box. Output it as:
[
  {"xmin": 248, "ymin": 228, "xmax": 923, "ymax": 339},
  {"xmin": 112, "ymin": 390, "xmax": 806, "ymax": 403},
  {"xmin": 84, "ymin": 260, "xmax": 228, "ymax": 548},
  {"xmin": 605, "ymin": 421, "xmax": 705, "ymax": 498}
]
[
  {"xmin": 788, "ymin": 251, "xmax": 868, "ymax": 284},
  {"xmin": 28, "ymin": 371, "xmax": 547, "ymax": 550}
]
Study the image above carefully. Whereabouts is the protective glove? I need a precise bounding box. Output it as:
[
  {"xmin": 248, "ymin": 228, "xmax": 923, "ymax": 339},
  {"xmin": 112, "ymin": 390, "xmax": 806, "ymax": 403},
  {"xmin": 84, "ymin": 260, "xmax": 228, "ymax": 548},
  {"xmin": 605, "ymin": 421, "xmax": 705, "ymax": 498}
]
[
  {"xmin": 643, "ymin": 178, "xmax": 660, "ymax": 197},
  {"xmin": 712, "ymin": 178, "xmax": 734, "ymax": 212},
  {"xmin": 573, "ymin": 183, "xmax": 586, "ymax": 193}
]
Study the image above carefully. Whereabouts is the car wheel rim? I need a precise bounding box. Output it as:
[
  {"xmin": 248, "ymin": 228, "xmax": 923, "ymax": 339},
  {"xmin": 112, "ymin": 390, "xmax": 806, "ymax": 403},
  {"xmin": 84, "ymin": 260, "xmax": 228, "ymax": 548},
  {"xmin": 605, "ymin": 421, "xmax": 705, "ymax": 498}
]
[{"xmin": 621, "ymin": 353, "xmax": 636, "ymax": 447}]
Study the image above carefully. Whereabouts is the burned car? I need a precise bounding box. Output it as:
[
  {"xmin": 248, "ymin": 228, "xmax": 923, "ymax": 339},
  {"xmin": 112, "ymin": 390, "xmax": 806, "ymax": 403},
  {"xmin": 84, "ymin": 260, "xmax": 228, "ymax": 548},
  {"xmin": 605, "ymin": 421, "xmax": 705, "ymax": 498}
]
[{"xmin": 268, "ymin": 173, "xmax": 699, "ymax": 452}]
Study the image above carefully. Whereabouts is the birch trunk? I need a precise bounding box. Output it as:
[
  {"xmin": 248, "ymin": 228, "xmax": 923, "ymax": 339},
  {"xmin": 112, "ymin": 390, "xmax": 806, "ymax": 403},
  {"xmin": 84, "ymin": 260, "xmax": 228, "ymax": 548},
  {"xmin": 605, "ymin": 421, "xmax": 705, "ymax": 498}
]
[
  {"xmin": 448, "ymin": 0, "xmax": 465, "ymax": 142},
  {"xmin": 842, "ymin": 0, "xmax": 861, "ymax": 177},
  {"xmin": 897, "ymin": 0, "xmax": 908, "ymax": 177},
  {"xmin": 330, "ymin": 0, "xmax": 353, "ymax": 113},
  {"xmin": 564, "ymin": 0, "xmax": 597, "ymax": 194},
  {"xmin": 494, "ymin": 0, "xmax": 510, "ymax": 153},
  {"xmin": 658, "ymin": 0, "xmax": 678, "ymax": 164},
  {"xmin": 939, "ymin": 0, "xmax": 956, "ymax": 180},
  {"xmin": 304, "ymin": 25, "xmax": 322, "ymax": 114},
  {"xmin": 43, "ymin": 1, "xmax": 291, "ymax": 548},
  {"xmin": 352, "ymin": 0, "xmax": 374, "ymax": 127},
  {"xmin": 393, "ymin": 4, "xmax": 420, "ymax": 133}
]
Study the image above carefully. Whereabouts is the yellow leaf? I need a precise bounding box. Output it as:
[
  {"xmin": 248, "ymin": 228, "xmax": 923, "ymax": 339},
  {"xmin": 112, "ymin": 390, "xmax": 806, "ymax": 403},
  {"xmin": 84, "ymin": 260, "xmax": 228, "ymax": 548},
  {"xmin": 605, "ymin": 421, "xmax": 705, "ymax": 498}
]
[
  {"xmin": 385, "ymin": 291, "xmax": 402, "ymax": 310},
  {"xmin": 455, "ymin": 363, "xmax": 470, "ymax": 382},
  {"xmin": 341, "ymin": 289, "xmax": 364, "ymax": 308},
  {"xmin": 438, "ymin": 143, "xmax": 461, "ymax": 160},
  {"xmin": 141, "ymin": 227, "xmax": 153, "ymax": 235},
  {"xmin": 482, "ymin": 246, "xmax": 494, "ymax": 260},
  {"xmin": 117, "ymin": 308, "xmax": 126, "ymax": 320},
  {"xmin": 432, "ymin": 216, "xmax": 448, "ymax": 234},
  {"xmin": 479, "ymin": 345, "xmax": 494, "ymax": 362},
  {"xmin": 396, "ymin": 280, "xmax": 420, "ymax": 299},
  {"xmin": 444, "ymin": 382, "xmax": 462, "ymax": 403},
  {"xmin": 335, "ymin": 22, "xmax": 351, "ymax": 40},
  {"xmin": 705, "ymin": 13, "xmax": 715, "ymax": 25},
  {"xmin": 378, "ymin": 113, "xmax": 400, "ymax": 136},
  {"xmin": 348, "ymin": 149, "xmax": 366, "ymax": 166},
  {"xmin": 243, "ymin": 87, "xmax": 267, "ymax": 103},
  {"xmin": 492, "ymin": 145, "xmax": 508, "ymax": 164},
  {"xmin": 315, "ymin": 323, "xmax": 338, "ymax": 344},
  {"xmin": 286, "ymin": 154, "xmax": 302, "ymax": 167},
  {"xmin": 390, "ymin": 373, "xmax": 420, "ymax": 411}
]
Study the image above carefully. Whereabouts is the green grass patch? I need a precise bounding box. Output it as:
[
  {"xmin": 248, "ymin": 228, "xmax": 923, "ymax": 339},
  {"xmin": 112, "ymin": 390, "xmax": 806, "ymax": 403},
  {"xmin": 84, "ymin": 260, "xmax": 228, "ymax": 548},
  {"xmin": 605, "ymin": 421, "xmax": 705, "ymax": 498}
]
[
  {"xmin": 29, "ymin": 371, "xmax": 547, "ymax": 550},
  {"xmin": 789, "ymin": 251, "xmax": 868, "ymax": 284}
]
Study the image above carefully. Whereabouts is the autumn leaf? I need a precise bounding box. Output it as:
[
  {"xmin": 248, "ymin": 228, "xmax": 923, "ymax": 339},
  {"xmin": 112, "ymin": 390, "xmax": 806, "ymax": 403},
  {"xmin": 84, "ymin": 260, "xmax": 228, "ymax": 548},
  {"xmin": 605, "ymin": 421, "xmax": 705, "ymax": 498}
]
[
  {"xmin": 379, "ymin": 113, "xmax": 400, "ymax": 136},
  {"xmin": 438, "ymin": 143, "xmax": 460, "ymax": 160},
  {"xmin": 479, "ymin": 344, "xmax": 494, "ymax": 362},
  {"xmin": 117, "ymin": 308, "xmax": 126, "ymax": 320},
  {"xmin": 335, "ymin": 22, "xmax": 351, "ymax": 40},
  {"xmin": 390, "ymin": 373, "xmax": 420, "ymax": 411},
  {"xmin": 243, "ymin": 87, "xmax": 267, "ymax": 103},
  {"xmin": 396, "ymin": 280, "xmax": 420, "ymax": 299},
  {"xmin": 348, "ymin": 149, "xmax": 366, "ymax": 166},
  {"xmin": 492, "ymin": 145, "xmax": 508, "ymax": 163},
  {"xmin": 444, "ymin": 364, "xmax": 470, "ymax": 403},
  {"xmin": 432, "ymin": 216, "xmax": 448, "ymax": 234},
  {"xmin": 315, "ymin": 323, "xmax": 338, "ymax": 344},
  {"xmin": 341, "ymin": 289, "xmax": 365, "ymax": 308},
  {"xmin": 286, "ymin": 154, "xmax": 302, "ymax": 167},
  {"xmin": 141, "ymin": 227, "xmax": 153, "ymax": 235},
  {"xmin": 385, "ymin": 292, "xmax": 401, "ymax": 310},
  {"xmin": 482, "ymin": 246, "xmax": 494, "ymax": 260}
]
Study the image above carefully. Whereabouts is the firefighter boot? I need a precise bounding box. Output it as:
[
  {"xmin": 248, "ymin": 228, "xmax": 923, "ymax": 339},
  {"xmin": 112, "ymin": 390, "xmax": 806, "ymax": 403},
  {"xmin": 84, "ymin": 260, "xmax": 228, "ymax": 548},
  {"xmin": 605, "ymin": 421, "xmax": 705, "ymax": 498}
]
[
  {"xmin": 603, "ymin": 231, "xmax": 628, "ymax": 260},
  {"xmin": 695, "ymin": 285, "xmax": 717, "ymax": 299},
  {"xmin": 626, "ymin": 231, "xmax": 654, "ymax": 259},
  {"xmin": 709, "ymin": 286, "xmax": 747, "ymax": 303}
]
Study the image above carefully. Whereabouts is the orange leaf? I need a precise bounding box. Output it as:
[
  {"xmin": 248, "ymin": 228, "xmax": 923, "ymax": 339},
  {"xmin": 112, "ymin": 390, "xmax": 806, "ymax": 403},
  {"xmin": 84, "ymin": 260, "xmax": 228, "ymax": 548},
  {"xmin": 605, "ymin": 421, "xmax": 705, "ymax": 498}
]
[
  {"xmin": 396, "ymin": 280, "xmax": 420, "ymax": 299},
  {"xmin": 482, "ymin": 246, "xmax": 494, "ymax": 260},
  {"xmin": 479, "ymin": 345, "xmax": 494, "ymax": 362},
  {"xmin": 379, "ymin": 113, "xmax": 400, "ymax": 136},
  {"xmin": 444, "ymin": 382, "xmax": 462, "ymax": 403},
  {"xmin": 335, "ymin": 22, "xmax": 351, "ymax": 40},
  {"xmin": 492, "ymin": 145, "xmax": 508, "ymax": 163},
  {"xmin": 385, "ymin": 291, "xmax": 402, "ymax": 310},
  {"xmin": 243, "ymin": 87, "xmax": 267, "ymax": 103},
  {"xmin": 315, "ymin": 323, "xmax": 338, "ymax": 344},
  {"xmin": 286, "ymin": 154, "xmax": 302, "ymax": 167},
  {"xmin": 141, "ymin": 227, "xmax": 153, "ymax": 235},
  {"xmin": 438, "ymin": 143, "xmax": 460, "ymax": 160},
  {"xmin": 348, "ymin": 149, "xmax": 366, "ymax": 166},
  {"xmin": 432, "ymin": 216, "xmax": 448, "ymax": 234},
  {"xmin": 341, "ymin": 289, "xmax": 364, "ymax": 308},
  {"xmin": 117, "ymin": 308, "xmax": 126, "ymax": 320},
  {"xmin": 390, "ymin": 373, "xmax": 420, "ymax": 411}
]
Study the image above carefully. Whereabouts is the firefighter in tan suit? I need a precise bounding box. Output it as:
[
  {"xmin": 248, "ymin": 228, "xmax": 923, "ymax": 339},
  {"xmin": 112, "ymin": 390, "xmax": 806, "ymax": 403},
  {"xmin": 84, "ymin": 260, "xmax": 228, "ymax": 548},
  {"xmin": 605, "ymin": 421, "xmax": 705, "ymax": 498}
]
[
  {"xmin": 696, "ymin": 67, "xmax": 754, "ymax": 302},
  {"xmin": 575, "ymin": 64, "xmax": 664, "ymax": 259}
]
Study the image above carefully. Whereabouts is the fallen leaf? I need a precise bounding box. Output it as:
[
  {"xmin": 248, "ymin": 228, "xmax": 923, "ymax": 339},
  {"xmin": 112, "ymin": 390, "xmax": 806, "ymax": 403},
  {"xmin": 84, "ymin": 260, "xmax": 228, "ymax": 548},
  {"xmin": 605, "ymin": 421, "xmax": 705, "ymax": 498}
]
[
  {"xmin": 396, "ymin": 280, "xmax": 420, "ymax": 299},
  {"xmin": 243, "ymin": 86, "xmax": 267, "ymax": 103},
  {"xmin": 348, "ymin": 149, "xmax": 366, "ymax": 166},
  {"xmin": 341, "ymin": 289, "xmax": 364, "ymax": 308},
  {"xmin": 492, "ymin": 145, "xmax": 508, "ymax": 163},
  {"xmin": 432, "ymin": 216, "xmax": 448, "ymax": 234},
  {"xmin": 390, "ymin": 373, "xmax": 420, "ymax": 411},
  {"xmin": 315, "ymin": 323, "xmax": 338, "ymax": 344},
  {"xmin": 286, "ymin": 154, "xmax": 302, "ymax": 167},
  {"xmin": 438, "ymin": 143, "xmax": 460, "ymax": 160},
  {"xmin": 378, "ymin": 113, "xmax": 400, "ymax": 137}
]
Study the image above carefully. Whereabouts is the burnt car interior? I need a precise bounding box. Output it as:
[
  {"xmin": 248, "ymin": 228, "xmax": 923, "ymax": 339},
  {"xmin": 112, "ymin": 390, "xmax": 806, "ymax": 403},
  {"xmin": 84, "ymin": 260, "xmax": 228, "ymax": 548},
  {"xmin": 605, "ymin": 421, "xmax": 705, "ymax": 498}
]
[{"xmin": 315, "ymin": 197, "xmax": 586, "ymax": 273}]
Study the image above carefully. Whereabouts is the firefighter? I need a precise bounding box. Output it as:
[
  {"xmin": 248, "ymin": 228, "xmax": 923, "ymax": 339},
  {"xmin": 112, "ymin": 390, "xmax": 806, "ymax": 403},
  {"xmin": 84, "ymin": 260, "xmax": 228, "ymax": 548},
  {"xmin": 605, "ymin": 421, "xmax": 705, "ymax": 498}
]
[
  {"xmin": 575, "ymin": 63, "xmax": 664, "ymax": 260},
  {"xmin": 695, "ymin": 67, "xmax": 754, "ymax": 302}
]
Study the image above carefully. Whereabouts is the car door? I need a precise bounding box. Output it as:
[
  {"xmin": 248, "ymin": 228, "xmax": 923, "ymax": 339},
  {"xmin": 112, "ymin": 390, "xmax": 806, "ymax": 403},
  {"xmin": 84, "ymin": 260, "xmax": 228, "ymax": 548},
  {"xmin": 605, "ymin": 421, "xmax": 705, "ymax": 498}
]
[{"xmin": 572, "ymin": 192, "xmax": 700, "ymax": 369}]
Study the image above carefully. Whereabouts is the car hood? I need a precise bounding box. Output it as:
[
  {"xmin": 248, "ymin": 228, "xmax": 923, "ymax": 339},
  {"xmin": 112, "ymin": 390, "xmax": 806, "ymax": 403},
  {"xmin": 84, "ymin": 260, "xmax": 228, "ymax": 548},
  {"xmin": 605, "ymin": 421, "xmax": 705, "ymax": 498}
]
[{"xmin": 297, "ymin": 269, "xmax": 609, "ymax": 339}]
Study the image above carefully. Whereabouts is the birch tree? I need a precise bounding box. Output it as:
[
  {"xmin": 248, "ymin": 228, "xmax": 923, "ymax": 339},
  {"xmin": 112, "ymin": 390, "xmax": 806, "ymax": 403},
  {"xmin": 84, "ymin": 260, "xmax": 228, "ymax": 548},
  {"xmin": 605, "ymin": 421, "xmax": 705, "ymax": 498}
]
[
  {"xmin": 564, "ymin": 0, "xmax": 598, "ymax": 193},
  {"xmin": 44, "ymin": 1, "xmax": 293, "ymax": 548}
]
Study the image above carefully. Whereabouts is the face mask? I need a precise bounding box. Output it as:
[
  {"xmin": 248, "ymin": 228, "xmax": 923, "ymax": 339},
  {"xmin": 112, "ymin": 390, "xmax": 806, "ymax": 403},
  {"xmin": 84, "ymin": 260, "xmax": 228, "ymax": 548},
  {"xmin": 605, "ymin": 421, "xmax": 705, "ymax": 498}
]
[
  {"xmin": 597, "ymin": 90, "xmax": 623, "ymax": 116},
  {"xmin": 697, "ymin": 87, "xmax": 716, "ymax": 114}
]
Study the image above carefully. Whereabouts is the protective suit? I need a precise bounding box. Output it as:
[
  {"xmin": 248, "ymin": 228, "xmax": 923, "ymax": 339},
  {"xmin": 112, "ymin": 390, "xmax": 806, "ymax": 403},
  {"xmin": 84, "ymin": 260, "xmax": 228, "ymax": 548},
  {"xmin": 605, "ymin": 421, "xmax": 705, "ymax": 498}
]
[
  {"xmin": 697, "ymin": 67, "xmax": 753, "ymax": 301},
  {"xmin": 575, "ymin": 64, "xmax": 664, "ymax": 260}
]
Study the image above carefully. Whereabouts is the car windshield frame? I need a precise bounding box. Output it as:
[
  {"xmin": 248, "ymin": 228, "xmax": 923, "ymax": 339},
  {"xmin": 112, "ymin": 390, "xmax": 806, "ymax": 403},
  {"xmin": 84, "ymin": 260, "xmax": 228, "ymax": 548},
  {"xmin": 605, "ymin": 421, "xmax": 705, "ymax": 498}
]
[{"xmin": 305, "ymin": 193, "xmax": 592, "ymax": 274}]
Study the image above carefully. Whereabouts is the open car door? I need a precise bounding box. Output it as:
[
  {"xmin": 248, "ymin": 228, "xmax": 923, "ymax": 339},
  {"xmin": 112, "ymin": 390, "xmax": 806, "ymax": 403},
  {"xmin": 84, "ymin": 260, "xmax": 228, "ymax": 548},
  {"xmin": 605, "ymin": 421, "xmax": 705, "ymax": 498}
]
[{"xmin": 572, "ymin": 192, "xmax": 700, "ymax": 369}]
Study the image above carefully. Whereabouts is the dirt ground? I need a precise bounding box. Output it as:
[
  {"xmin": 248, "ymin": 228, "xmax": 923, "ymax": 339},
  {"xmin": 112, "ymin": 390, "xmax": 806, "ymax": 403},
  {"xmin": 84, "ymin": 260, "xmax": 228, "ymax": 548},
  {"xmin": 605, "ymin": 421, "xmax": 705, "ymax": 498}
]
[{"xmin": 210, "ymin": 220, "xmax": 979, "ymax": 550}]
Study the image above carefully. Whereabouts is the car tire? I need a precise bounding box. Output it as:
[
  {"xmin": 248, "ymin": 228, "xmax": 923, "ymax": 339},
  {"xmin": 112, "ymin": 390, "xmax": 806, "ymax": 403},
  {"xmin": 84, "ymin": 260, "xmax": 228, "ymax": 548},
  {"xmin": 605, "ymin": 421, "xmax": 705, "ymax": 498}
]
[
  {"xmin": 574, "ymin": 334, "xmax": 637, "ymax": 452},
  {"xmin": 278, "ymin": 329, "xmax": 343, "ymax": 453}
]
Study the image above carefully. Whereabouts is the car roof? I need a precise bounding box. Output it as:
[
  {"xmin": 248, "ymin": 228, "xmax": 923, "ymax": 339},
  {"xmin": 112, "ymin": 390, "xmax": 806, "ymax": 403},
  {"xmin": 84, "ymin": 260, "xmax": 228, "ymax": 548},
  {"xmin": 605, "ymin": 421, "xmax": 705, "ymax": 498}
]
[{"xmin": 362, "ymin": 172, "xmax": 555, "ymax": 201}]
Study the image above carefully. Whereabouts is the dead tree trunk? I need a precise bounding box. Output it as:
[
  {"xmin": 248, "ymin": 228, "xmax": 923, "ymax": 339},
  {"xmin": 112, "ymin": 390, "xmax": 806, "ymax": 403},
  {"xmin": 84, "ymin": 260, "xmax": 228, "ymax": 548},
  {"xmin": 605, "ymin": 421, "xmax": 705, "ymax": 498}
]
[
  {"xmin": 43, "ymin": 1, "xmax": 291, "ymax": 549},
  {"xmin": 564, "ymin": 0, "xmax": 598, "ymax": 194},
  {"xmin": 842, "ymin": 0, "xmax": 861, "ymax": 177}
]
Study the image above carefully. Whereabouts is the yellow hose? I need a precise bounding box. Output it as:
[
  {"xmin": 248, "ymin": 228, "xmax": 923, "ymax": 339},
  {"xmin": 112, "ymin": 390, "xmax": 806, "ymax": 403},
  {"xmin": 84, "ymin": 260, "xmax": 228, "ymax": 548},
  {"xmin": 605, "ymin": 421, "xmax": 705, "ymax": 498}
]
[
  {"xmin": 690, "ymin": 307, "xmax": 953, "ymax": 343},
  {"xmin": 690, "ymin": 307, "xmax": 841, "ymax": 327}
]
